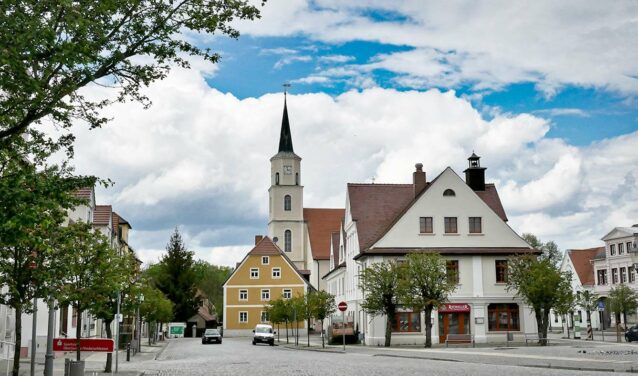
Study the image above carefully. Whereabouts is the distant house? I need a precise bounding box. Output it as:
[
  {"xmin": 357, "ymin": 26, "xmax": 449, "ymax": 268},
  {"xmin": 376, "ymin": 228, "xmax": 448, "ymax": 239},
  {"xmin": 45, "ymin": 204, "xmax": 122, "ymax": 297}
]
[{"xmin": 222, "ymin": 236, "xmax": 310, "ymax": 336}]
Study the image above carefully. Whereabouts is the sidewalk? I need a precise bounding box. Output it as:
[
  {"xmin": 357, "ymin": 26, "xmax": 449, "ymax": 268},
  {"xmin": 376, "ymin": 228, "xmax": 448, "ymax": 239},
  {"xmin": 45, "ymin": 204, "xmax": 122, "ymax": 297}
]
[{"xmin": 17, "ymin": 339, "xmax": 167, "ymax": 376}]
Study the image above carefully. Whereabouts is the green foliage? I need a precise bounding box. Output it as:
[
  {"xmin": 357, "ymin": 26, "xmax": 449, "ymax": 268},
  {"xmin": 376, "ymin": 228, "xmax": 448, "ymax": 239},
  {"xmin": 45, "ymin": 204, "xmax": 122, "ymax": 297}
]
[
  {"xmin": 194, "ymin": 261, "xmax": 233, "ymax": 322},
  {"xmin": 577, "ymin": 290, "xmax": 600, "ymax": 325},
  {"xmin": 140, "ymin": 286, "xmax": 174, "ymax": 324},
  {"xmin": 401, "ymin": 253, "xmax": 457, "ymax": 348},
  {"xmin": 507, "ymin": 242, "xmax": 573, "ymax": 345},
  {"xmin": 0, "ymin": 0, "xmax": 263, "ymax": 143},
  {"xmin": 265, "ymin": 298, "xmax": 290, "ymax": 326},
  {"xmin": 608, "ymin": 284, "xmax": 638, "ymax": 318},
  {"xmin": 154, "ymin": 228, "xmax": 200, "ymax": 321},
  {"xmin": 307, "ymin": 290, "xmax": 335, "ymax": 348},
  {"xmin": 522, "ymin": 233, "xmax": 562, "ymax": 266},
  {"xmin": 359, "ymin": 260, "xmax": 403, "ymax": 347}
]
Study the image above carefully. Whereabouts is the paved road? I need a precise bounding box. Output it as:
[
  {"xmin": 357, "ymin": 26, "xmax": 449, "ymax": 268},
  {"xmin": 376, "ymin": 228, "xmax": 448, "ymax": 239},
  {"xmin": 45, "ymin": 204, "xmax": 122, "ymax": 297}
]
[{"xmin": 121, "ymin": 337, "xmax": 636, "ymax": 375}]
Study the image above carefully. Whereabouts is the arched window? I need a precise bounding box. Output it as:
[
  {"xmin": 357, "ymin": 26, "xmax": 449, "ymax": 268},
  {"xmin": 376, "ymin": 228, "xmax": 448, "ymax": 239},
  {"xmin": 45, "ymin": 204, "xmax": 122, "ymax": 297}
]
[
  {"xmin": 284, "ymin": 195, "xmax": 291, "ymax": 211},
  {"xmin": 284, "ymin": 230, "xmax": 292, "ymax": 252},
  {"xmin": 295, "ymin": 173, "xmax": 299, "ymax": 185},
  {"xmin": 275, "ymin": 173, "xmax": 280, "ymax": 185},
  {"xmin": 443, "ymin": 189, "xmax": 456, "ymax": 197}
]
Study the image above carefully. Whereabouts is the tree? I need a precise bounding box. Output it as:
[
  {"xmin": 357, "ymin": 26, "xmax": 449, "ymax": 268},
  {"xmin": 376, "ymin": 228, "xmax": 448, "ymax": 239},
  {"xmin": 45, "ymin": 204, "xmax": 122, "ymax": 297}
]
[
  {"xmin": 553, "ymin": 288, "xmax": 575, "ymax": 339},
  {"xmin": 0, "ymin": 140, "xmax": 94, "ymax": 376},
  {"xmin": 608, "ymin": 285, "xmax": 638, "ymax": 342},
  {"xmin": 0, "ymin": 0, "xmax": 263, "ymax": 143},
  {"xmin": 508, "ymin": 249, "xmax": 573, "ymax": 346},
  {"xmin": 56, "ymin": 222, "xmax": 129, "ymax": 361},
  {"xmin": 155, "ymin": 228, "xmax": 200, "ymax": 321},
  {"xmin": 359, "ymin": 260, "xmax": 403, "ymax": 347},
  {"xmin": 194, "ymin": 262, "xmax": 233, "ymax": 322},
  {"xmin": 577, "ymin": 290, "xmax": 600, "ymax": 329},
  {"xmin": 401, "ymin": 253, "xmax": 457, "ymax": 348},
  {"xmin": 139, "ymin": 285, "xmax": 174, "ymax": 345},
  {"xmin": 289, "ymin": 294, "xmax": 307, "ymax": 346},
  {"xmin": 522, "ymin": 233, "xmax": 562, "ymax": 266},
  {"xmin": 307, "ymin": 290, "xmax": 335, "ymax": 348},
  {"xmin": 265, "ymin": 298, "xmax": 287, "ymax": 343}
]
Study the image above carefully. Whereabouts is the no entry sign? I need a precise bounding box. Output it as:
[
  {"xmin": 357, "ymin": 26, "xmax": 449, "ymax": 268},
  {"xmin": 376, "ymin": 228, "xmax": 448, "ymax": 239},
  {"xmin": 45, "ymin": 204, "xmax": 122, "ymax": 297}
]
[
  {"xmin": 338, "ymin": 301, "xmax": 348, "ymax": 312},
  {"xmin": 53, "ymin": 338, "xmax": 114, "ymax": 352}
]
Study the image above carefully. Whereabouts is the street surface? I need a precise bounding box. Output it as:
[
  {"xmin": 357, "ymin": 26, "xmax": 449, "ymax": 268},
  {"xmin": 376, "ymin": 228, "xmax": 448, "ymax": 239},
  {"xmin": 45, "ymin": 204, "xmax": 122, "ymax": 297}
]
[{"xmin": 119, "ymin": 337, "xmax": 638, "ymax": 376}]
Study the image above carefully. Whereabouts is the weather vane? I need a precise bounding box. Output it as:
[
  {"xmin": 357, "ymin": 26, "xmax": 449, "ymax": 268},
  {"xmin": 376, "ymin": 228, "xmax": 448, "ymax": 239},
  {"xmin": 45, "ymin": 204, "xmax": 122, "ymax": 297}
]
[{"xmin": 283, "ymin": 82, "xmax": 291, "ymax": 96}]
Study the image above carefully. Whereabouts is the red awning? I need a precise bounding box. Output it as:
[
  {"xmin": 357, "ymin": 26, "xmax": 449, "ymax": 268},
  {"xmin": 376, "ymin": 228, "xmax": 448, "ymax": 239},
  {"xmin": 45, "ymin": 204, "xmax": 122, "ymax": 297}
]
[{"xmin": 439, "ymin": 303, "xmax": 471, "ymax": 313}]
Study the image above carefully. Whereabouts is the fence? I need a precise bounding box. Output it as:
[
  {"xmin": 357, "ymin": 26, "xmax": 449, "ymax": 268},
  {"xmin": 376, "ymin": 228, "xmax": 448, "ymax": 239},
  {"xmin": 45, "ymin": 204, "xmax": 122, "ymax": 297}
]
[{"xmin": 0, "ymin": 340, "xmax": 15, "ymax": 376}]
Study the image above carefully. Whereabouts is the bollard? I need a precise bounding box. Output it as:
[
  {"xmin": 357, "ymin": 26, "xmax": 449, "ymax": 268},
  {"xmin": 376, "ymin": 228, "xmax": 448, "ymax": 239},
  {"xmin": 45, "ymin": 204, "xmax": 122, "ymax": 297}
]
[
  {"xmin": 587, "ymin": 325, "xmax": 593, "ymax": 340},
  {"xmin": 126, "ymin": 342, "xmax": 131, "ymax": 362}
]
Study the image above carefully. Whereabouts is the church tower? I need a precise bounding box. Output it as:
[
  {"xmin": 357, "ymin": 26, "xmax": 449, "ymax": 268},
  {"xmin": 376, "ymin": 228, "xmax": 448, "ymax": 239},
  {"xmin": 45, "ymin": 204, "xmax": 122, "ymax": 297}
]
[{"xmin": 268, "ymin": 94, "xmax": 305, "ymax": 268}]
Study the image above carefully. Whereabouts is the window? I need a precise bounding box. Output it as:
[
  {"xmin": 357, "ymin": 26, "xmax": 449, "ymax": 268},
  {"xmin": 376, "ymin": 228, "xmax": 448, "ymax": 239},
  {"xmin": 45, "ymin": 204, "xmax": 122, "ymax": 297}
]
[
  {"xmin": 597, "ymin": 269, "xmax": 607, "ymax": 285},
  {"xmin": 239, "ymin": 290, "xmax": 248, "ymax": 301},
  {"xmin": 618, "ymin": 243, "xmax": 624, "ymax": 255},
  {"xmin": 443, "ymin": 189, "xmax": 456, "ymax": 197},
  {"xmin": 262, "ymin": 256, "xmax": 269, "ymax": 265},
  {"xmin": 612, "ymin": 268, "xmax": 618, "ymax": 284},
  {"xmin": 446, "ymin": 260, "xmax": 459, "ymax": 284},
  {"xmin": 295, "ymin": 173, "xmax": 299, "ymax": 185},
  {"xmin": 444, "ymin": 217, "xmax": 457, "ymax": 233},
  {"xmin": 628, "ymin": 242, "xmax": 634, "ymax": 252},
  {"xmin": 284, "ymin": 195, "xmax": 291, "ymax": 211},
  {"xmin": 261, "ymin": 289, "xmax": 270, "ymax": 301},
  {"xmin": 272, "ymin": 267, "xmax": 281, "ymax": 279},
  {"xmin": 393, "ymin": 311, "xmax": 421, "ymax": 333},
  {"xmin": 284, "ymin": 230, "xmax": 292, "ymax": 252},
  {"xmin": 495, "ymin": 260, "xmax": 508, "ymax": 283},
  {"xmin": 620, "ymin": 267, "xmax": 627, "ymax": 283},
  {"xmin": 275, "ymin": 173, "xmax": 279, "ymax": 185},
  {"xmin": 488, "ymin": 303, "xmax": 520, "ymax": 331},
  {"xmin": 250, "ymin": 268, "xmax": 259, "ymax": 279},
  {"xmin": 469, "ymin": 217, "xmax": 482, "ymax": 234},
  {"xmin": 282, "ymin": 288, "xmax": 292, "ymax": 299},
  {"xmin": 576, "ymin": 291, "xmax": 581, "ymax": 300},
  {"xmin": 239, "ymin": 311, "xmax": 248, "ymax": 323},
  {"xmin": 419, "ymin": 217, "xmax": 433, "ymax": 233},
  {"xmin": 630, "ymin": 266, "xmax": 636, "ymax": 283},
  {"xmin": 610, "ymin": 244, "xmax": 616, "ymax": 255},
  {"xmin": 554, "ymin": 314, "xmax": 558, "ymax": 323},
  {"xmin": 260, "ymin": 311, "xmax": 269, "ymax": 323}
]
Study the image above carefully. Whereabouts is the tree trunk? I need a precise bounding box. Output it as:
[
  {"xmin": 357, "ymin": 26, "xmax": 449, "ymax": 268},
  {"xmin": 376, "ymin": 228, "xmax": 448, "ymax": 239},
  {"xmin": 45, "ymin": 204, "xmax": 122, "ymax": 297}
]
[
  {"xmin": 540, "ymin": 310, "xmax": 550, "ymax": 346},
  {"xmin": 622, "ymin": 312, "xmax": 627, "ymax": 331},
  {"xmin": 12, "ymin": 305, "xmax": 22, "ymax": 376},
  {"xmin": 616, "ymin": 312, "xmax": 621, "ymax": 343},
  {"xmin": 277, "ymin": 323, "xmax": 280, "ymax": 343},
  {"xmin": 564, "ymin": 314, "xmax": 570, "ymax": 339},
  {"xmin": 321, "ymin": 319, "xmax": 325, "ymax": 348},
  {"xmin": 76, "ymin": 309, "xmax": 82, "ymax": 361},
  {"xmin": 104, "ymin": 318, "xmax": 113, "ymax": 373},
  {"xmin": 285, "ymin": 321, "xmax": 289, "ymax": 344},
  {"xmin": 307, "ymin": 316, "xmax": 310, "ymax": 347},
  {"xmin": 424, "ymin": 306, "xmax": 433, "ymax": 348}
]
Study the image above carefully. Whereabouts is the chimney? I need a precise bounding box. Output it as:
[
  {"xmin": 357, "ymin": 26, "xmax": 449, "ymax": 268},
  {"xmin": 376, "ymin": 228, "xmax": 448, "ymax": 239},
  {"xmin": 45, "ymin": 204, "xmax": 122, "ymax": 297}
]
[
  {"xmin": 413, "ymin": 163, "xmax": 426, "ymax": 197},
  {"xmin": 255, "ymin": 235, "xmax": 263, "ymax": 245}
]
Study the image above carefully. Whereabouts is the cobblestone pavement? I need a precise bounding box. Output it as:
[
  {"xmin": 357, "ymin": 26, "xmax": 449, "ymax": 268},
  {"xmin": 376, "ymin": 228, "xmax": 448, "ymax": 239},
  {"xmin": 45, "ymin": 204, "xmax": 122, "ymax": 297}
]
[{"xmin": 120, "ymin": 337, "xmax": 637, "ymax": 375}]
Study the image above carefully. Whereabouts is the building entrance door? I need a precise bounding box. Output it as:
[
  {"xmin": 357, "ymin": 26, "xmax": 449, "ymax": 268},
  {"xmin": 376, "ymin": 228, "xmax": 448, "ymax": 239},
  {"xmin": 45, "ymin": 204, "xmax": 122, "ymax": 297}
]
[{"xmin": 438, "ymin": 304, "xmax": 471, "ymax": 343}]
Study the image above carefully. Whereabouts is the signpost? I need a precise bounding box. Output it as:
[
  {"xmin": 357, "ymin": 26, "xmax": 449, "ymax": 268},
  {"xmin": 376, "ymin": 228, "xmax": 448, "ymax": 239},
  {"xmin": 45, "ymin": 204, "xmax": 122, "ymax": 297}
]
[
  {"xmin": 338, "ymin": 301, "xmax": 347, "ymax": 352},
  {"xmin": 53, "ymin": 338, "xmax": 115, "ymax": 352},
  {"xmin": 598, "ymin": 301, "xmax": 605, "ymax": 341}
]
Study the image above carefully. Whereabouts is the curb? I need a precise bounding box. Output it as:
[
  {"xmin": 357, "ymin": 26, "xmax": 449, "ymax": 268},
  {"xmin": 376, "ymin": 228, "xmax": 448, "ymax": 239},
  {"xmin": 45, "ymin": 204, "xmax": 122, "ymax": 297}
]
[
  {"xmin": 279, "ymin": 344, "xmax": 345, "ymax": 354},
  {"xmin": 153, "ymin": 341, "xmax": 170, "ymax": 361}
]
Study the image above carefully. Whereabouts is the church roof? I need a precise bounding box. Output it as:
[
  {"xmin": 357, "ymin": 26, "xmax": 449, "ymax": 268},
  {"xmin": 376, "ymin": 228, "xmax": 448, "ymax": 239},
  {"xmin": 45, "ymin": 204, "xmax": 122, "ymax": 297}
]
[
  {"xmin": 303, "ymin": 208, "xmax": 345, "ymax": 260},
  {"xmin": 278, "ymin": 96, "xmax": 294, "ymax": 153},
  {"xmin": 567, "ymin": 247, "xmax": 604, "ymax": 286}
]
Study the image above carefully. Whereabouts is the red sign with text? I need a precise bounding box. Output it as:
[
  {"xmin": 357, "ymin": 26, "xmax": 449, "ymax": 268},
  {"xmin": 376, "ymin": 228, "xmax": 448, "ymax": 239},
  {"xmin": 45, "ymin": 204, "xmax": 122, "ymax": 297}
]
[
  {"xmin": 53, "ymin": 338, "xmax": 114, "ymax": 352},
  {"xmin": 438, "ymin": 303, "xmax": 471, "ymax": 313},
  {"xmin": 338, "ymin": 301, "xmax": 348, "ymax": 312}
]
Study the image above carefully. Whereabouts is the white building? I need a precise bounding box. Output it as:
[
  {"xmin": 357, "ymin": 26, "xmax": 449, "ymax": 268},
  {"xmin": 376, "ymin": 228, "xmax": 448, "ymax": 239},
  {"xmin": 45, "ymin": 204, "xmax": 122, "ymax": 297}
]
[
  {"xmin": 324, "ymin": 155, "xmax": 538, "ymax": 345},
  {"xmin": 592, "ymin": 225, "xmax": 638, "ymax": 327}
]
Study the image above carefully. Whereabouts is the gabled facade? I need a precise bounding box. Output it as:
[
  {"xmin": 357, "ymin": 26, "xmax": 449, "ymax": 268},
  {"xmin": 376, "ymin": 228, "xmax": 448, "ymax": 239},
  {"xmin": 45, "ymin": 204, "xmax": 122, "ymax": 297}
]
[
  {"xmin": 223, "ymin": 236, "xmax": 310, "ymax": 336},
  {"xmin": 324, "ymin": 157, "xmax": 538, "ymax": 345}
]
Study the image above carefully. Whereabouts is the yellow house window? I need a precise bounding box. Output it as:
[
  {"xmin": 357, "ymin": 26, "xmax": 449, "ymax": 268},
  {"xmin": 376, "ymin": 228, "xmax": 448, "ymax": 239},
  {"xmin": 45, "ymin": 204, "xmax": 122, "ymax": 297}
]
[
  {"xmin": 272, "ymin": 268, "xmax": 281, "ymax": 279},
  {"xmin": 282, "ymin": 289, "xmax": 292, "ymax": 299},
  {"xmin": 239, "ymin": 290, "xmax": 248, "ymax": 300},
  {"xmin": 260, "ymin": 311, "xmax": 269, "ymax": 323},
  {"xmin": 239, "ymin": 311, "xmax": 248, "ymax": 323},
  {"xmin": 262, "ymin": 256, "xmax": 269, "ymax": 265},
  {"xmin": 250, "ymin": 268, "xmax": 259, "ymax": 279},
  {"xmin": 261, "ymin": 289, "xmax": 270, "ymax": 301}
]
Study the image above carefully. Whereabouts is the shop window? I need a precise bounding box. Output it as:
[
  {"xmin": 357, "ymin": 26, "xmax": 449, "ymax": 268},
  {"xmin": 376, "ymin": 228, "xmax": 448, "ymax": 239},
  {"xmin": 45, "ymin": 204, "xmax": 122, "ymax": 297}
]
[
  {"xmin": 446, "ymin": 260, "xmax": 459, "ymax": 284},
  {"xmin": 488, "ymin": 303, "xmax": 520, "ymax": 331},
  {"xmin": 444, "ymin": 217, "xmax": 457, "ymax": 233},
  {"xmin": 495, "ymin": 260, "xmax": 508, "ymax": 283},
  {"xmin": 469, "ymin": 217, "xmax": 482, "ymax": 233},
  {"xmin": 419, "ymin": 217, "xmax": 433, "ymax": 233},
  {"xmin": 393, "ymin": 311, "xmax": 421, "ymax": 333}
]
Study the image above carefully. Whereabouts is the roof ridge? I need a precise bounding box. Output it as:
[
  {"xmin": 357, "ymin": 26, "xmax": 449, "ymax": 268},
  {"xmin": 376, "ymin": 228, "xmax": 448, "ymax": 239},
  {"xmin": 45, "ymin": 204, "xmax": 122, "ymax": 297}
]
[{"xmin": 348, "ymin": 183, "xmax": 412, "ymax": 187}]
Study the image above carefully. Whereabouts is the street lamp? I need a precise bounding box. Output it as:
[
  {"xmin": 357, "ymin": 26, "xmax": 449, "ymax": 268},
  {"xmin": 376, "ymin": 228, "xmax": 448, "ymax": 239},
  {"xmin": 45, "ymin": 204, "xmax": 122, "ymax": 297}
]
[{"xmin": 137, "ymin": 294, "xmax": 144, "ymax": 352}]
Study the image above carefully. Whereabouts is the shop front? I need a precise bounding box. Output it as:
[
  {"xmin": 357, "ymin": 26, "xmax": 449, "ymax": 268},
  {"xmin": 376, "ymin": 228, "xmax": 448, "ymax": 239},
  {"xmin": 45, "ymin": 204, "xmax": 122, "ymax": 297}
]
[{"xmin": 438, "ymin": 303, "xmax": 471, "ymax": 343}]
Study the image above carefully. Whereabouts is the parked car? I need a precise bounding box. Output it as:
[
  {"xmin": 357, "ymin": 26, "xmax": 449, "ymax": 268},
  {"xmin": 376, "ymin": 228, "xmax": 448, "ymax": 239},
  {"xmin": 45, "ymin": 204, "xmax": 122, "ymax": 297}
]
[
  {"xmin": 252, "ymin": 324, "xmax": 276, "ymax": 346},
  {"xmin": 202, "ymin": 328, "xmax": 222, "ymax": 344},
  {"xmin": 625, "ymin": 325, "xmax": 638, "ymax": 342}
]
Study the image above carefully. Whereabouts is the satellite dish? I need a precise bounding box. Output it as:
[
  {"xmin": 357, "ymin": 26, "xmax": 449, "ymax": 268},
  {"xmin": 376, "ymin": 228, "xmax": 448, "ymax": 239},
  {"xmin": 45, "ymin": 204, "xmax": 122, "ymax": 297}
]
[{"xmin": 273, "ymin": 237, "xmax": 279, "ymax": 244}]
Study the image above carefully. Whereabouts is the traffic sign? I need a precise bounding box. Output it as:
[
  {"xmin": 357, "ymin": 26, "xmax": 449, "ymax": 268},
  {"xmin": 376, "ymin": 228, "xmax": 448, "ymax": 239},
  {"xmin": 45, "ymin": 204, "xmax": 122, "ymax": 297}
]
[
  {"xmin": 597, "ymin": 301, "xmax": 605, "ymax": 311},
  {"xmin": 53, "ymin": 338, "xmax": 114, "ymax": 352},
  {"xmin": 338, "ymin": 301, "xmax": 347, "ymax": 312}
]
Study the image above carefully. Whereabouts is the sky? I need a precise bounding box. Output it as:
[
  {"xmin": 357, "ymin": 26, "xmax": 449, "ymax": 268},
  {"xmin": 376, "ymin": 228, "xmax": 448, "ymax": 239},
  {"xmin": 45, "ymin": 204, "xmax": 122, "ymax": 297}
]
[{"xmin": 67, "ymin": 1, "xmax": 638, "ymax": 268}]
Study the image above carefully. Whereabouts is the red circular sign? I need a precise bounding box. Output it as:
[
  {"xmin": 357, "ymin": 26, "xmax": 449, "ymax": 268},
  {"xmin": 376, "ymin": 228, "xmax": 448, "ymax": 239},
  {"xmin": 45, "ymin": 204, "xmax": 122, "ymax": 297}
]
[{"xmin": 338, "ymin": 301, "xmax": 347, "ymax": 312}]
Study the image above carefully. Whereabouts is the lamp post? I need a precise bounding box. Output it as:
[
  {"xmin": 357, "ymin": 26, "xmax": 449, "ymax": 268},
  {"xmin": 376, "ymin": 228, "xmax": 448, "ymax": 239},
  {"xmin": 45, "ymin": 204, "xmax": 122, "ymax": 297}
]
[{"xmin": 137, "ymin": 294, "xmax": 144, "ymax": 353}]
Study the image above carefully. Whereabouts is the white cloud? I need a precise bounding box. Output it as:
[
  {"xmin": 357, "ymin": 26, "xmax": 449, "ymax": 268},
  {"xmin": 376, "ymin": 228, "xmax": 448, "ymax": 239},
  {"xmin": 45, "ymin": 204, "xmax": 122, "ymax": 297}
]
[
  {"xmin": 273, "ymin": 55, "xmax": 312, "ymax": 69},
  {"xmin": 319, "ymin": 55, "xmax": 355, "ymax": 63},
  {"xmin": 534, "ymin": 108, "xmax": 590, "ymax": 117},
  {"xmin": 69, "ymin": 63, "xmax": 638, "ymax": 265}
]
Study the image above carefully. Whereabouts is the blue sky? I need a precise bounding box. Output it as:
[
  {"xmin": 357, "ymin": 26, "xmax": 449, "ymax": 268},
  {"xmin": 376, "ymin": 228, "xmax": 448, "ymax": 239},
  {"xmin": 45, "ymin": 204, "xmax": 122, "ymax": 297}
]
[{"xmin": 73, "ymin": 1, "xmax": 638, "ymax": 266}]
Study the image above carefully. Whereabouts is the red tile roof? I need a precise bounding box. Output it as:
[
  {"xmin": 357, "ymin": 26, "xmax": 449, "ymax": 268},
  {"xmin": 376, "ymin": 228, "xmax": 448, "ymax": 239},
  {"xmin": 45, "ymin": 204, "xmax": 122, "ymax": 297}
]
[
  {"xmin": 476, "ymin": 184, "xmax": 508, "ymax": 222},
  {"xmin": 73, "ymin": 187, "xmax": 93, "ymax": 201},
  {"xmin": 567, "ymin": 247, "xmax": 604, "ymax": 286},
  {"xmin": 111, "ymin": 213, "xmax": 120, "ymax": 236},
  {"xmin": 354, "ymin": 247, "xmax": 538, "ymax": 259},
  {"xmin": 303, "ymin": 208, "xmax": 345, "ymax": 260},
  {"xmin": 331, "ymin": 231, "xmax": 340, "ymax": 264},
  {"xmin": 248, "ymin": 236, "xmax": 283, "ymax": 256},
  {"xmin": 93, "ymin": 205, "xmax": 112, "ymax": 226}
]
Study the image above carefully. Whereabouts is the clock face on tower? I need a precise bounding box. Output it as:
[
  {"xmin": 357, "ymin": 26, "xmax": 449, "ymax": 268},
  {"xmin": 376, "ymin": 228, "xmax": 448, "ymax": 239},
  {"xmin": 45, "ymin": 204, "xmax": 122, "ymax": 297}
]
[{"xmin": 283, "ymin": 165, "xmax": 293, "ymax": 175}]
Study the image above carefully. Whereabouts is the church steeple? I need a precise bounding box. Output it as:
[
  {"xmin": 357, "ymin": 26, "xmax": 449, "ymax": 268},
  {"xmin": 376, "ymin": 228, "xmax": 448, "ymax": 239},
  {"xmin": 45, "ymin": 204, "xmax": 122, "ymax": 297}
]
[{"xmin": 278, "ymin": 93, "xmax": 294, "ymax": 153}]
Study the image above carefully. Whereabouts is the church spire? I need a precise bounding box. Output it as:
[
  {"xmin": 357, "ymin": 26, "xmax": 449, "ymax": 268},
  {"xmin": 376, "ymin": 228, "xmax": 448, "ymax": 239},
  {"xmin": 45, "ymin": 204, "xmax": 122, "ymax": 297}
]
[{"xmin": 278, "ymin": 89, "xmax": 294, "ymax": 153}]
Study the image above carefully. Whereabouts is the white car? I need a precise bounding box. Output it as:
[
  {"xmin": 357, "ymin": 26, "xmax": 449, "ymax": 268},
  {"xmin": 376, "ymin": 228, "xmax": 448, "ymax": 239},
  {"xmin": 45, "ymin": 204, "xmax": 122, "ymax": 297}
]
[{"xmin": 252, "ymin": 324, "xmax": 275, "ymax": 346}]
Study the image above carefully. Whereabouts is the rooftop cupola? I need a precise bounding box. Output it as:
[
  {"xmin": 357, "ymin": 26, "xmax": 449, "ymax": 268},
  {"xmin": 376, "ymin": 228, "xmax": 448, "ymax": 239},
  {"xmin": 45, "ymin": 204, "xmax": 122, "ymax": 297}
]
[{"xmin": 464, "ymin": 152, "xmax": 486, "ymax": 191}]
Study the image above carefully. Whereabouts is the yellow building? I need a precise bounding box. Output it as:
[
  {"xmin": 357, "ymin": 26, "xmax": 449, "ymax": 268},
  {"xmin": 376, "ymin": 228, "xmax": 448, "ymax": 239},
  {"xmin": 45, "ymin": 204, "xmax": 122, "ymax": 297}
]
[{"xmin": 223, "ymin": 236, "xmax": 310, "ymax": 336}]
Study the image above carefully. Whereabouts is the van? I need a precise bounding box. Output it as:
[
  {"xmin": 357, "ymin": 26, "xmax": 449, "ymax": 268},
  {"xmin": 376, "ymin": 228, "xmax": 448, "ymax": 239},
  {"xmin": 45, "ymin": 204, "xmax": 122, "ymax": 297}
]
[{"xmin": 252, "ymin": 324, "xmax": 275, "ymax": 346}]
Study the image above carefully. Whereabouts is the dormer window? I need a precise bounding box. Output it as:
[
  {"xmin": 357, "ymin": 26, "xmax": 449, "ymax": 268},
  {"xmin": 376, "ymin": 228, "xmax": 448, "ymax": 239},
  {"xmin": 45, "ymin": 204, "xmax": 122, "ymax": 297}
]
[
  {"xmin": 284, "ymin": 195, "xmax": 291, "ymax": 211},
  {"xmin": 275, "ymin": 173, "xmax": 280, "ymax": 185},
  {"xmin": 443, "ymin": 189, "xmax": 456, "ymax": 197}
]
